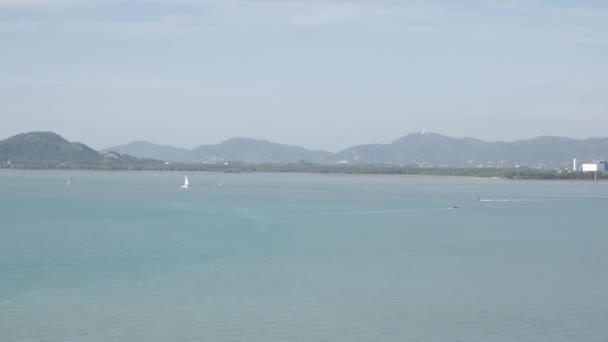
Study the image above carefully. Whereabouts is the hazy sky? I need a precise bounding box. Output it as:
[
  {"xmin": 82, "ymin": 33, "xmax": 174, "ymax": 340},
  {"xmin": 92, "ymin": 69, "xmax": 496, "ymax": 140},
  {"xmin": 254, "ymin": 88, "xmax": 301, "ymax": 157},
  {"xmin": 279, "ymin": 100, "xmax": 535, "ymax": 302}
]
[{"xmin": 1, "ymin": 0, "xmax": 607, "ymax": 151}]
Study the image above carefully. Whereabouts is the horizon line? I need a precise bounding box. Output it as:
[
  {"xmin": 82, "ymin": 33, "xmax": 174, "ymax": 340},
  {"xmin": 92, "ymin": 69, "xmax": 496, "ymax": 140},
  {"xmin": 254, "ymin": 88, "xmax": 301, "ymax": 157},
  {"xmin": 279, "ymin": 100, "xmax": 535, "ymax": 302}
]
[{"xmin": 3, "ymin": 130, "xmax": 608, "ymax": 153}]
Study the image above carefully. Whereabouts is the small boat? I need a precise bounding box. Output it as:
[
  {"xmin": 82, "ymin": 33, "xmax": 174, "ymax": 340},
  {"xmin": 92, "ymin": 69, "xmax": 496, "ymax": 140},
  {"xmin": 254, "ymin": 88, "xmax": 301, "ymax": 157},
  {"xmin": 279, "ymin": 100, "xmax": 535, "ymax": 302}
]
[
  {"xmin": 450, "ymin": 206, "xmax": 458, "ymax": 209},
  {"xmin": 218, "ymin": 181, "xmax": 223, "ymax": 188},
  {"xmin": 66, "ymin": 177, "xmax": 72, "ymax": 186},
  {"xmin": 181, "ymin": 176, "xmax": 189, "ymax": 189}
]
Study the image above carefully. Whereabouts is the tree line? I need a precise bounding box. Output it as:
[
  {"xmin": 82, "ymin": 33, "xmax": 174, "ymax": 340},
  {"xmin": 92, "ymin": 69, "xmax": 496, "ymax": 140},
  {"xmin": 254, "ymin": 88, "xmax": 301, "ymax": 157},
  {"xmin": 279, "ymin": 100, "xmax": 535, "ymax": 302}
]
[{"xmin": 2, "ymin": 159, "xmax": 606, "ymax": 180}]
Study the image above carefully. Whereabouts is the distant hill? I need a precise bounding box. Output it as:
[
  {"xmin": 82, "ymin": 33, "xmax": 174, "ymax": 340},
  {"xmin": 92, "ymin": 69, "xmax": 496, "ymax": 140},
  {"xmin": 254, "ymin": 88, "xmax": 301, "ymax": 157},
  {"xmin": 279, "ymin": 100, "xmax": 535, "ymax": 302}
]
[
  {"xmin": 102, "ymin": 141, "xmax": 190, "ymax": 162},
  {"xmin": 189, "ymin": 138, "xmax": 332, "ymax": 163},
  {"xmin": 0, "ymin": 132, "xmax": 159, "ymax": 168},
  {"xmin": 106, "ymin": 137, "xmax": 332, "ymax": 163},
  {"xmin": 4, "ymin": 131, "xmax": 608, "ymax": 169},
  {"xmin": 330, "ymin": 132, "xmax": 608, "ymax": 168},
  {"xmin": 0, "ymin": 132, "xmax": 102, "ymax": 165}
]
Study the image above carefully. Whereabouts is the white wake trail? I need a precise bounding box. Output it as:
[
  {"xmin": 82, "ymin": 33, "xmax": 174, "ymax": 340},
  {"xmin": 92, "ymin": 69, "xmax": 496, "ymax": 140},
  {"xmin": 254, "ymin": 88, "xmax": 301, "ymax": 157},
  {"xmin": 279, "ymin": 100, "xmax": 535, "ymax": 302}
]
[{"xmin": 271, "ymin": 207, "xmax": 454, "ymax": 220}]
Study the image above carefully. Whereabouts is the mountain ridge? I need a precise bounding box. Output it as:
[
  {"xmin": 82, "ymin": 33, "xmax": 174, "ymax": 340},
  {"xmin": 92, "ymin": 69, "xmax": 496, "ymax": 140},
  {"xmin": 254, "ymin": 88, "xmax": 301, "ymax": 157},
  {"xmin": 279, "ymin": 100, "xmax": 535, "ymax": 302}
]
[
  {"xmin": 0, "ymin": 131, "xmax": 160, "ymax": 168},
  {"xmin": 0, "ymin": 131, "xmax": 102, "ymax": 165},
  {"xmin": 4, "ymin": 131, "xmax": 608, "ymax": 168},
  {"xmin": 104, "ymin": 137, "xmax": 332, "ymax": 164},
  {"xmin": 329, "ymin": 132, "xmax": 608, "ymax": 167}
]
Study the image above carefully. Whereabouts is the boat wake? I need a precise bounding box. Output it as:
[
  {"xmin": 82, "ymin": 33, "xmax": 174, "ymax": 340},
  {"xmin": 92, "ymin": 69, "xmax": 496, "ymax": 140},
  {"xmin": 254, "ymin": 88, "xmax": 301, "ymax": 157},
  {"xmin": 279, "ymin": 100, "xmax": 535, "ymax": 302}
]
[
  {"xmin": 272, "ymin": 207, "xmax": 454, "ymax": 220},
  {"xmin": 475, "ymin": 198, "xmax": 538, "ymax": 202}
]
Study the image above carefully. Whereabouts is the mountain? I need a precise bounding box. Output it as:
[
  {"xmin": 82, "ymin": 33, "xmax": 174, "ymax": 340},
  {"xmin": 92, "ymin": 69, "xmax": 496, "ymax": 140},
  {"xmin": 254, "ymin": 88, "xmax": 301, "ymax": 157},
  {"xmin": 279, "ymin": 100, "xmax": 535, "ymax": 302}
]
[
  {"xmin": 0, "ymin": 132, "xmax": 157, "ymax": 168},
  {"xmin": 188, "ymin": 138, "xmax": 332, "ymax": 163},
  {"xmin": 331, "ymin": 132, "xmax": 608, "ymax": 168},
  {"xmin": 105, "ymin": 137, "xmax": 332, "ymax": 163},
  {"xmin": 0, "ymin": 132, "xmax": 102, "ymax": 165},
  {"xmin": 5, "ymin": 131, "xmax": 608, "ymax": 168},
  {"xmin": 102, "ymin": 141, "xmax": 190, "ymax": 162},
  {"xmin": 488, "ymin": 136, "xmax": 608, "ymax": 167},
  {"xmin": 331, "ymin": 133, "xmax": 491, "ymax": 166}
]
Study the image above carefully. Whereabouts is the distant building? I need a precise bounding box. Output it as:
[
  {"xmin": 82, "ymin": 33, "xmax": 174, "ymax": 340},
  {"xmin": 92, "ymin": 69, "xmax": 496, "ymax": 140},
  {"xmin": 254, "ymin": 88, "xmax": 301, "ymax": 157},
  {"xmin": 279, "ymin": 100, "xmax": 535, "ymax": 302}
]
[
  {"xmin": 103, "ymin": 151, "xmax": 120, "ymax": 160},
  {"xmin": 582, "ymin": 163, "xmax": 599, "ymax": 172},
  {"xmin": 599, "ymin": 161, "xmax": 608, "ymax": 172}
]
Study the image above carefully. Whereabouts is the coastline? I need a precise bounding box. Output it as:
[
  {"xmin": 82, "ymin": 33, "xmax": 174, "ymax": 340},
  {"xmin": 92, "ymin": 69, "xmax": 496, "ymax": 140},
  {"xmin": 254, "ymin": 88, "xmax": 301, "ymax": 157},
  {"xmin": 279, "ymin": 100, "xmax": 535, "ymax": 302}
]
[{"xmin": 1, "ymin": 167, "xmax": 606, "ymax": 182}]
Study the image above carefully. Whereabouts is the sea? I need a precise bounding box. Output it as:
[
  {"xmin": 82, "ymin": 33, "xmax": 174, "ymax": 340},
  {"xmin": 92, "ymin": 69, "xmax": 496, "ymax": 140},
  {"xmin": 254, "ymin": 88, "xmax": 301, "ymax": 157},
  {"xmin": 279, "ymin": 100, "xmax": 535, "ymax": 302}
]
[{"xmin": 1, "ymin": 170, "xmax": 607, "ymax": 342}]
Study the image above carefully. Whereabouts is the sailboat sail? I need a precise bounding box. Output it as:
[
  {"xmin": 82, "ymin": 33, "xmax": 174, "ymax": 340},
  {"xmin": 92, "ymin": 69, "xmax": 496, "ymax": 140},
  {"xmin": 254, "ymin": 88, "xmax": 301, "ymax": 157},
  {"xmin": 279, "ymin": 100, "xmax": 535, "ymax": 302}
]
[{"xmin": 181, "ymin": 176, "xmax": 189, "ymax": 189}]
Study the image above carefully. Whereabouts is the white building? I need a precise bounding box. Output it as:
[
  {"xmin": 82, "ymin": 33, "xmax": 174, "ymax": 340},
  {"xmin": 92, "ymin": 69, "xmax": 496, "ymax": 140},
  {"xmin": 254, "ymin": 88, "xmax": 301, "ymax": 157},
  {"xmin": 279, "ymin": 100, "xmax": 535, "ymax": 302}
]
[{"xmin": 582, "ymin": 163, "xmax": 599, "ymax": 172}]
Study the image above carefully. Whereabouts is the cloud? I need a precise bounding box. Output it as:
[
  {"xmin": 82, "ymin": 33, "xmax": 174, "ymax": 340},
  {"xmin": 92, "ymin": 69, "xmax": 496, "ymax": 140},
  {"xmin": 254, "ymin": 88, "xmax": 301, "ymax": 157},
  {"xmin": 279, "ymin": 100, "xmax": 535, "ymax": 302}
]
[
  {"xmin": 0, "ymin": 0, "xmax": 392, "ymax": 36},
  {"xmin": 4, "ymin": 74, "xmax": 183, "ymax": 91},
  {"xmin": 561, "ymin": 33, "xmax": 608, "ymax": 46},
  {"xmin": 0, "ymin": 0, "xmax": 86, "ymax": 7},
  {"xmin": 3, "ymin": 0, "xmax": 606, "ymax": 46},
  {"xmin": 77, "ymin": 15, "xmax": 201, "ymax": 38},
  {"xmin": 486, "ymin": 0, "xmax": 608, "ymax": 18},
  {"xmin": 150, "ymin": 0, "xmax": 392, "ymax": 27},
  {"xmin": 49, "ymin": 1, "xmax": 393, "ymax": 39},
  {"xmin": 0, "ymin": 19, "xmax": 37, "ymax": 32},
  {"xmin": 283, "ymin": 2, "xmax": 391, "ymax": 27}
]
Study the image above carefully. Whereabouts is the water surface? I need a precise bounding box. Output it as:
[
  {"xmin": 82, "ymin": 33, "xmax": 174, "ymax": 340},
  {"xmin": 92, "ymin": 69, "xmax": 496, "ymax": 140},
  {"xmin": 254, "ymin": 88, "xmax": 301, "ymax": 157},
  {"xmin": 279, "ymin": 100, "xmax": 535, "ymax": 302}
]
[{"xmin": 1, "ymin": 171, "xmax": 607, "ymax": 341}]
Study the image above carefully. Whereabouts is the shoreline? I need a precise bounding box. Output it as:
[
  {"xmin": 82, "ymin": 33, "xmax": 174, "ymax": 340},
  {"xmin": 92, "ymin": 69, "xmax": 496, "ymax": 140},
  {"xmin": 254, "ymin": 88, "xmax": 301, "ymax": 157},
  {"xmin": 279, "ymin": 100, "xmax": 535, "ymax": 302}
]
[{"xmin": 1, "ymin": 168, "xmax": 606, "ymax": 182}]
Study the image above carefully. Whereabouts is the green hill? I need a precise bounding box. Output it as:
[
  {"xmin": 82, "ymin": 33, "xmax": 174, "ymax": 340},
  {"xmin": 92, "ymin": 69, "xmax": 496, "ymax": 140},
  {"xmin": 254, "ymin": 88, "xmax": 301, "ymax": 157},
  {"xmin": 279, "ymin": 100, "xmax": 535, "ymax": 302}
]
[
  {"xmin": 3, "ymin": 131, "xmax": 608, "ymax": 172},
  {"xmin": 102, "ymin": 141, "xmax": 190, "ymax": 162},
  {"xmin": 330, "ymin": 132, "xmax": 608, "ymax": 168},
  {"xmin": 0, "ymin": 132, "xmax": 163, "ymax": 169},
  {"xmin": 189, "ymin": 137, "xmax": 332, "ymax": 163},
  {"xmin": 0, "ymin": 132, "xmax": 101, "ymax": 166},
  {"xmin": 105, "ymin": 137, "xmax": 332, "ymax": 163}
]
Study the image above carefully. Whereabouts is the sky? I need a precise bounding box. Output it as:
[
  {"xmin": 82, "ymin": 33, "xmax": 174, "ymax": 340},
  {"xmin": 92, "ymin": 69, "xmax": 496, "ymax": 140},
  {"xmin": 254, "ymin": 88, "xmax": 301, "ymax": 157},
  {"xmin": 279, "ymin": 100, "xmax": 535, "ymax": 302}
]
[{"xmin": 1, "ymin": 0, "xmax": 607, "ymax": 152}]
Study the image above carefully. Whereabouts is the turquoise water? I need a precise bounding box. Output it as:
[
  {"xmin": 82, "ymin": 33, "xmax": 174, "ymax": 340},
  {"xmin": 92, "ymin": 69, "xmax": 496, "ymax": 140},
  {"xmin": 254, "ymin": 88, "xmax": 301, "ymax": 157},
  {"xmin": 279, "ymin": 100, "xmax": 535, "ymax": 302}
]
[{"xmin": 1, "ymin": 170, "xmax": 607, "ymax": 341}]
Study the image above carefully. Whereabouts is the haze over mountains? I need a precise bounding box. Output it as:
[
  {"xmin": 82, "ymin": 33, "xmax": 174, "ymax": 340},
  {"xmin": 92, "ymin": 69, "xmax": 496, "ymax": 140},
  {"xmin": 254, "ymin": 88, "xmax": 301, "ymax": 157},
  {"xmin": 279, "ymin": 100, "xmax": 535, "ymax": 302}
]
[
  {"xmin": 0, "ymin": 132, "xmax": 102, "ymax": 165},
  {"xmin": 331, "ymin": 133, "xmax": 608, "ymax": 168},
  {"xmin": 103, "ymin": 138, "xmax": 331, "ymax": 164},
  {"xmin": 104, "ymin": 132, "xmax": 608, "ymax": 168},
  {"xmin": 2, "ymin": 131, "xmax": 608, "ymax": 168},
  {"xmin": 0, "ymin": 132, "xmax": 156, "ymax": 168}
]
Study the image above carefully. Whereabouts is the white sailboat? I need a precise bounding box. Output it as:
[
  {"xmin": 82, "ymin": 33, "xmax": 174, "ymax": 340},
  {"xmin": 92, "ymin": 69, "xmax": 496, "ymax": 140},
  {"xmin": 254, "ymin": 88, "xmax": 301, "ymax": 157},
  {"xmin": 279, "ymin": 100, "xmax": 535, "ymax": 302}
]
[
  {"xmin": 181, "ymin": 175, "xmax": 189, "ymax": 189},
  {"xmin": 66, "ymin": 178, "xmax": 71, "ymax": 186}
]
